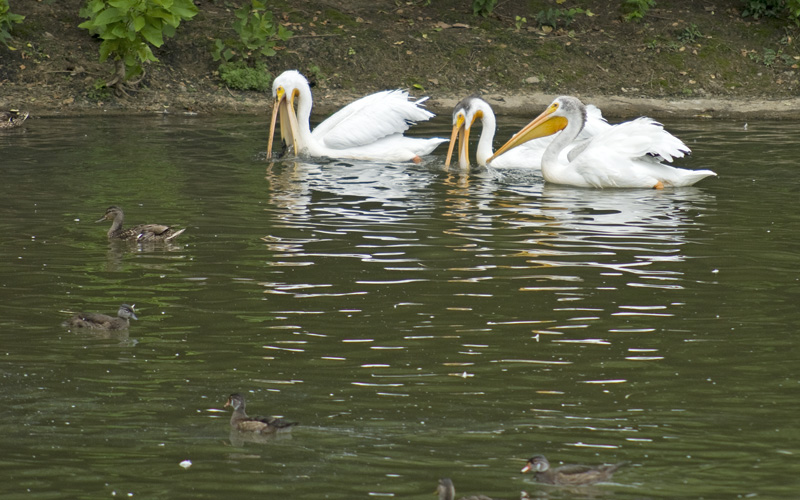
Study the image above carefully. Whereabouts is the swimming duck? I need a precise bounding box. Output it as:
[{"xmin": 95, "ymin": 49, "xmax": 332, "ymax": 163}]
[
  {"xmin": 63, "ymin": 304, "xmax": 137, "ymax": 330},
  {"xmin": 1, "ymin": 109, "xmax": 29, "ymax": 129},
  {"xmin": 224, "ymin": 393, "xmax": 297, "ymax": 434},
  {"xmin": 436, "ymin": 478, "xmax": 497, "ymax": 500},
  {"xmin": 96, "ymin": 206, "xmax": 186, "ymax": 242},
  {"xmin": 521, "ymin": 455, "xmax": 625, "ymax": 486}
]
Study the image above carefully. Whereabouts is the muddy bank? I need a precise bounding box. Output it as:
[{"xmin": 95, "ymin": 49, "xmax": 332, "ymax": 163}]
[
  {"xmin": 14, "ymin": 87, "xmax": 800, "ymax": 121},
  {"xmin": 433, "ymin": 93, "xmax": 800, "ymax": 120},
  {"xmin": 2, "ymin": 0, "xmax": 800, "ymax": 120}
]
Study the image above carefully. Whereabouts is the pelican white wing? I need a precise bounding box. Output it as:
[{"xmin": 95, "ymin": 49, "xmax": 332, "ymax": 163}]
[
  {"xmin": 489, "ymin": 96, "xmax": 716, "ymax": 188},
  {"xmin": 268, "ymin": 70, "xmax": 445, "ymax": 162},
  {"xmin": 313, "ymin": 91, "xmax": 435, "ymax": 150}
]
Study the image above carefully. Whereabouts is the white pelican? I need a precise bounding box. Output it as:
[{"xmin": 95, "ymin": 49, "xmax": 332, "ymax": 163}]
[
  {"xmin": 267, "ymin": 70, "xmax": 447, "ymax": 163},
  {"xmin": 489, "ymin": 96, "xmax": 717, "ymax": 188},
  {"xmin": 445, "ymin": 95, "xmax": 610, "ymax": 170}
]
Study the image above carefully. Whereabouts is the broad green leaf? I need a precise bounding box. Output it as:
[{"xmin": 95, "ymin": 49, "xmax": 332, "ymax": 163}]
[
  {"xmin": 98, "ymin": 41, "xmax": 112, "ymax": 62},
  {"xmin": 138, "ymin": 43, "xmax": 157, "ymax": 63},
  {"xmin": 92, "ymin": 7, "xmax": 127, "ymax": 28},
  {"xmin": 110, "ymin": 23, "xmax": 129, "ymax": 40},
  {"xmin": 109, "ymin": 0, "xmax": 137, "ymax": 10},
  {"xmin": 140, "ymin": 23, "xmax": 164, "ymax": 46},
  {"xmin": 170, "ymin": 1, "xmax": 198, "ymax": 20},
  {"xmin": 133, "ymin": 15, "xmax": 146, "ymax": 32},
  {"xmin": 83, "ymin": 0, "xmax": 107, "ymax": 15}
]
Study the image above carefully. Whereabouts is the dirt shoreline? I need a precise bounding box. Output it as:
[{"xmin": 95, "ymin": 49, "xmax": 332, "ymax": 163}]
[
  {"xmin": 3, "ymin": 1, "xmax": 800, "ymax": 121},
  {"xmin": 10, "ymin": 86, "xmax": 800, "ymax": 120}
]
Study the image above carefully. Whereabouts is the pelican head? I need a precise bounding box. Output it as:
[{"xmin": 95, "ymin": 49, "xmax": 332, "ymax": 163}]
[
  {"xmin": 268, "ymin": 70, "xmax": 308, "ymax": 158},
  {"xmin": 488, "ymin": 96, "xmax": 585, "ymax": 163},
  {"xmin": 445, "ymin": 95, "xmax": 487, "ymax": 169}
]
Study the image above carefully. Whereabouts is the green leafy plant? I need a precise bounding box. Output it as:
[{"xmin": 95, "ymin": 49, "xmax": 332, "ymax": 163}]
[
  {"xmin": 763, "ymin": 47, "xmax": 778, "ymax": 65},
  {"xmin": 211, "ymin": 0, "xmax": 291, "ymax": 63},
  {"xmin": 307, "ymin": 64, "xmax": 324, "ymax": 83},
  {"xmin": 678, "ymin": 23, "xmax": 702, "ymax": 44},
  {"xmin": 0, "ymin": 0, "xmax": 25, "ymax": 48},
  {"xmin": 86, "ymin": 78, "xmax": 113, "ymax": 101},
  {"xmin": 622, "ymin": 0, "xmax": 656, "ymax": 21},
  {"xmin": 79, "ymin": 0, "xmax": 198, "ymax": 94},
  {"xmin": 742, "ymin": 0, "xmax": 800, "ymax": 24},
  {"xmin": 515, "ymin": 15, "xmax": 527, "ymax": 31},
  {"xmin": 755, "ymin": 47, "xmax": 795, "ymax": 66},
  {"xmin": 472, "ymin": 0, "xmax": 497, "ymax": 17},
  {"xmin": 743, "ymin": 0, "xmax": 784, "ymax": 19},
  {"xmin": 218, "ymin": 60, "xmax": 271, "ymax": 91},
  {"xmin": 535, "ymin": 7, "xmax": 591, "ymax": 29},
  {"xmin": 789, "ymin": 0, "xmax": 800, "ymax": 22},
  {"xmin": 211, "ymin": 0, "xmax": 291, "ymax": 91}
]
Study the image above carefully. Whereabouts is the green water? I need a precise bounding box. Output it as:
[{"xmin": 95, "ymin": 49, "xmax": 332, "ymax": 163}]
[{"xmin": 1, "ymin": 114, "xmax": 798, "ymax": 499}]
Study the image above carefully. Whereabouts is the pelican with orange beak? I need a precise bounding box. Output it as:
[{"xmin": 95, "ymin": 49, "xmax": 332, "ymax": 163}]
[
  {"xmin": 488, "ymin": 96, "xmax": 716, "ymax": 188},
  {"xmin": 445, "ymin": 95, "xmax": 610, "ymax": 171},
  {"xmin": 267, "ymin": 70, "xmax": 447, "ymax": 163}
]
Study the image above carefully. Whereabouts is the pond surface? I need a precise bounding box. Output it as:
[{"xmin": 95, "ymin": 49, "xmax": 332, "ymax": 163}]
[{"xmin": 1, "ymin": 112, "xmax": 798, "ymax": 499}]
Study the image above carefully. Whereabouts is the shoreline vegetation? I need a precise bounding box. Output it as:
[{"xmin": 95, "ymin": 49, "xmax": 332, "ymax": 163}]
[{"xmin": 1, "ymin": 0, "xmax": 800, "ymax": 119}]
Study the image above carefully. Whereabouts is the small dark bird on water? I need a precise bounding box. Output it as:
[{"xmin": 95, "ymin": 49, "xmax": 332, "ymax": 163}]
[
  {"xmin": 96, "ymin": 206, "xmax": 185, "ymax": 242},
  {"xmin": 224, "ymin": 393, "xmax": 297, "ymax": 434},
  {"xmin": 521, "ymin": 455, "xmax": 626, "ymax": 486},
  {"xmin": 436, "ymin": 478, "xmax": 499, "ymax": 500},
  {"xmin": 63, "ymin": 303, "xmax": 137, "ymax": 330},
  {"xmin": 0, "ymin": 109, "xmax": 29, "ymax": 129}
]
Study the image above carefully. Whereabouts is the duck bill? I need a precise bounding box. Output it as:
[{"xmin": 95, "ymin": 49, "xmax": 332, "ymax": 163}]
[
  {"xmin": 521, "ymin": 462, "xmax": 533, "ymax": 473},
  {"xmin": 488, "ymin": 108, "xmax": 568, "ymax": 163},
  {"xmin": 267, "ymin": 89, "xmax": 299, "ymax": 158}
]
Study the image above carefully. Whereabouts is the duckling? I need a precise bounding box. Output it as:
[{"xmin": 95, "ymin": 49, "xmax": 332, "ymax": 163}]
[
  {"xmin": 521, "ymin": 455, "xmax": 625, "ymax": 486},
  {"xmin": 63, "ymin": 304, "xmax": 137, "ymax": 330},
  {"xmin": 96, "ymin": 206, "xmax": 185, "ymax": 242},
  {"xmin": 224, "ymin": 393, "xmax": 297, "ymax": 434},
  {"xmin": 436, "ymin": 478, "xmax": 498, "ymax": 500},
  {"xmin": 0, "ymin": 109, "xmax": 29, "ymax": 129}
]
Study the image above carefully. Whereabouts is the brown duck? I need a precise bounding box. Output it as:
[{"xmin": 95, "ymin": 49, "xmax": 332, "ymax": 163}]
[
  {"xmin": 436, "ymin": 478, "xmax": 498, "ymax": 500},
  {"xmin": 224, "ymin": 393, "xmax": 297, "ymax": 434},
  {"xmin": 521, "ymin": 455, "xmax": 625, "ymax": 486},
  {"xmin": 63, "ymin": 304, "xmax": 137, "ymax": 330},
  {"xmin": 1, "ymin": 109, "xmax": 29, "ymax": 129},
  {"xmin": 97, "ymin": 206, "xmax": 186, "ymax": 242}
]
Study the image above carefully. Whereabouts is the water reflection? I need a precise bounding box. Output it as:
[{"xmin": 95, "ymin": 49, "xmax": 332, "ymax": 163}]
[
  {"xmin": 2, "ymin": 116, "xmax": 799, "ymax": 499},
  {"xmin": 228, "ymin": 428, "xmax": 293, "ymax": 447},
  {"xmin": 102, "ymin": 239, "xmax": 188, "ymax": 272}
]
